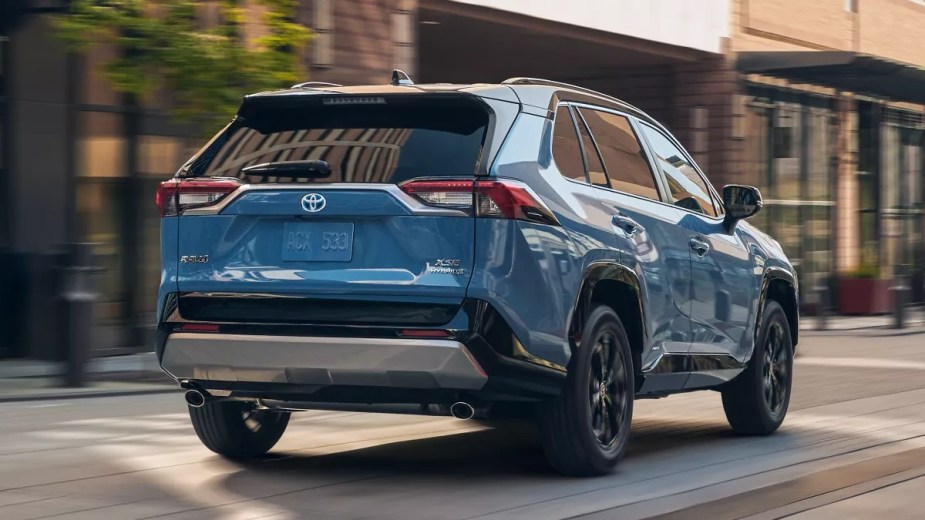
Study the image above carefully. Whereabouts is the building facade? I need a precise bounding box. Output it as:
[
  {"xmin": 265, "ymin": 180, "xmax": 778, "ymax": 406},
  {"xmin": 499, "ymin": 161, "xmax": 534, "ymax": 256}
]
[
  {"xmin": 730, "ymin": 0, "xmax": 925, "ymax": 313},
  {"xmin": 0, "ymin": 0, "xmax": 923, "ymax": 359}
]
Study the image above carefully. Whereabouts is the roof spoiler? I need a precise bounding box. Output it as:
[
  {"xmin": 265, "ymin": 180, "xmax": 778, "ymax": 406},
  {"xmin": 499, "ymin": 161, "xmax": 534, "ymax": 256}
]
[{"xmin": 391, "ymin": 69, "xmax": 415, "ymax": 86}]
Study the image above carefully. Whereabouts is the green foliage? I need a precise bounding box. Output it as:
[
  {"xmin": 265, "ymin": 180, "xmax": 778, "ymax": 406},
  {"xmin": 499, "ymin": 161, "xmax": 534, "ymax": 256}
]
[
  {"xmin": 848, "ymin": 261, "xmax": 880, "ymax": 279},
  {"xmin": 53, "ymin": 0, "xmax": 312, "ymax": 134}
]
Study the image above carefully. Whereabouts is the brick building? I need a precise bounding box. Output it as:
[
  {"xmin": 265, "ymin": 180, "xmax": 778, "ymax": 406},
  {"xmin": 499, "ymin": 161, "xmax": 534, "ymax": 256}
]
[{"xmin": 1, "ymin": 0, "xmax": 923, "ymax": 359}]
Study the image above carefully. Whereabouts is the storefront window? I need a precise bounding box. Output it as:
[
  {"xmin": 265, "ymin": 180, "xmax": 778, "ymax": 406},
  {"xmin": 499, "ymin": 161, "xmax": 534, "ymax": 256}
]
[
  {"xmin": 745, "ymin": 86, "xmax": 836, "ymax": 311},
  {"xmin": 77, "ymin": 111, "xmax": 127, "ymax": 350},
  {"xmin": 803, "ymin": 109, "xmax": 835, "ymax": 305},
  {"xmin": 76, "ymin": 103, "xmax": 196, "ymax": 349},
  {"xmin": 878, "ymin": 112, "xmax": 924, "ymax": 296},
  {"xmin": 856, "ymin": 103, "xmax": 924, "ymax": 301},
  {"xmin": 744, "ymin": 100, "xmax": 771, "ymax": 233},
  {"xmin": 772, "ymin": 104, "xmax": 802, "ymax": 201},
  {"xmin": 857, "ymin": 101, "xmax": 879, "ymax": 267}
]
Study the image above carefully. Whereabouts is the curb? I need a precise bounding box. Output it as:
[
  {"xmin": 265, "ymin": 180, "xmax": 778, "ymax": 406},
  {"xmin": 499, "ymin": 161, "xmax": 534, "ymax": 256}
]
[
  {"xmin": 0, "ymin": 386, "xmax": 179, "ymax": 404},
  {"xmin": 801, "ymin": 326, "xmax": 925, "ymax": 337}
]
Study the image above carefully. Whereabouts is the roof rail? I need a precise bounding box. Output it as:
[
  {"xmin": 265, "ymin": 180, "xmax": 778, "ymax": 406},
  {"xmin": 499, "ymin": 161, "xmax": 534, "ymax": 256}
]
[
  {"xmin": 290, "ymin": 81, "xmax": 343, "ymax": 89},
  {"xmin": 501, "ymin": 77, "xmax": 644, "ymax": 114}
]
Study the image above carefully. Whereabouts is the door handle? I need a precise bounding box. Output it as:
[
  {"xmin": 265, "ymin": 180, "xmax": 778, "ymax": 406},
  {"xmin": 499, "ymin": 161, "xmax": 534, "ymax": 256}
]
[
  {"xmin": 689, "ymin": 237, "xmax": 710, "ymax": 256},
  {"xmin": 612, "ymin": 214, "xmax": 642, "ymax": 235}
]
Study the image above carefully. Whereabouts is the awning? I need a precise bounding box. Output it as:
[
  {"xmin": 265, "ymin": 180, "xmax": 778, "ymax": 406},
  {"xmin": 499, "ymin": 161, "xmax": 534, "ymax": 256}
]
[{"xmin": 737, "ymin": 51, "xmax": 925, "ymax": 104}]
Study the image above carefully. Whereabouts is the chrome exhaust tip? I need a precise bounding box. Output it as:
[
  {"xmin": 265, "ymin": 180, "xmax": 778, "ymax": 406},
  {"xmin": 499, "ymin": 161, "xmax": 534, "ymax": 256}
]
[
  {"xmin": 450, "ymin": 401, "xmax": 475, "ymax": 420},
  {"xmin": 184, "ymin": 389, "xmax": 207, "ymax": 408}
]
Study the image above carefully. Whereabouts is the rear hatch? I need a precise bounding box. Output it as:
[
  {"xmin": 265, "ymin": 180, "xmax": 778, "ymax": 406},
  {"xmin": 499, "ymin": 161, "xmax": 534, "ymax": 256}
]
[{"xmin": 160, "ymin": 94, "xmax": 492, "ymax": 326}]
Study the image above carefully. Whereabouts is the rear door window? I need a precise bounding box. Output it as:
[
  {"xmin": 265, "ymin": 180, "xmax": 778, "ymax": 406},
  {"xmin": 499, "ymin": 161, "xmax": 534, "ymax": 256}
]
[
  {"xmin": 578, "ymin": 108, "xmax": 660, "ymax": 201},
  {"xmin": 551, "ymin": 106, "xmax": 588, "ymax": 183},
  {"xmin": 575, "ymin": 115, "xmax": 608, "ymax": 188},
  {"xmin": 185, "ymin": 100, "xmax": 487, "ymax": 184}
]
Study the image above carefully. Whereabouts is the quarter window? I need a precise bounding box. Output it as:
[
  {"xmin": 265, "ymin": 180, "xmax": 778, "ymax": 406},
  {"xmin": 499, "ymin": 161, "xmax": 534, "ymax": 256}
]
[
  {"xmin": 639, "ymin": 123, "xmax": 720, "ymax": 217},
  {"xmin": 552, "ymin": 107, "xmax": 587, "ymax": 183},
  {"xmin": 578, "ymin": 109, "xmax": 660, "ymax": 201}
]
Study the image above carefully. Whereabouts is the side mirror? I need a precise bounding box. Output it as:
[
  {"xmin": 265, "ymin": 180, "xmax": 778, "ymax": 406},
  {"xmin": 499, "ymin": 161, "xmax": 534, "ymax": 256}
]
[{"xmin": 722, "ymin": 185, "xmax": 762, "ymax": 232}]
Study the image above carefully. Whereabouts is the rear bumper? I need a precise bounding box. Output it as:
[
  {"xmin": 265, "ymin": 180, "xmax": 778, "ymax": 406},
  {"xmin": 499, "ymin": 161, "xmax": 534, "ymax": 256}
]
[{"xmin": 161, "ymin": 333, "xmax": 488, "ymax": 391}]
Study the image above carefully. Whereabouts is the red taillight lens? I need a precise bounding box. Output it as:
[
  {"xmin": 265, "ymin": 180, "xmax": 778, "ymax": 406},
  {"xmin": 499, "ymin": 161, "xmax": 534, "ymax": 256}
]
[
  {"xmin": 400, "ymin": 329, "xmax": 450, "ymax": 338},
  {"xmin": 178, "ymin": 323, "xmax": 220, "ymax": 332},
  {"xmin": 156, "ymin": 178, "xmax": 241, "ymax": 216},
  {"xmin": 473, "ymin": 180, "xmax": 557, "ymax": 224},
  {"xmin": 398, "ymin": 179, "xmax": 475, "ymax": 209},
  {"xmin": 399, "ymin": 178, "xmax": 558, "ymax": 225}
]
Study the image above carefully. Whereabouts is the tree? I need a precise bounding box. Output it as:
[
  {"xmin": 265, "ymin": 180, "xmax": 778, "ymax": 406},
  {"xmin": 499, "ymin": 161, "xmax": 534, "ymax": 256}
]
[{"xmin": 54, "ymin": 0, "xmax": 312, "ymax": 133}]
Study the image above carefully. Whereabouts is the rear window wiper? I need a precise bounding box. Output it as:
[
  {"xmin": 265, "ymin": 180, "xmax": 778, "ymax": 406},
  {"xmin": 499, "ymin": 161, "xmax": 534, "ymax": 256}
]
[{"xmin": 242, "ymin": 160, "xmax": 332, "ymax": 179}]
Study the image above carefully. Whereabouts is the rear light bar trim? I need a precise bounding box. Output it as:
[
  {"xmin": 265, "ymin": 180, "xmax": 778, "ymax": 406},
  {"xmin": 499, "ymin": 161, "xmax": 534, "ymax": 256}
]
[
  {"xmin": 169, "ymin": 183, "xmax": 470, "ymax": 217},
  {"xmin": 399, "ymin": 178, "xmax": 559, "ymax": 225}
]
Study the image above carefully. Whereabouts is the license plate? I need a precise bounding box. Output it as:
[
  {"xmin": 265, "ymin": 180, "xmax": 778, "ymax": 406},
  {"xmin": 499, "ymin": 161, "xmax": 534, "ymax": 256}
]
[{"xmin": 281, "ymin": 222, "xmax": 354, "ymax": 262}]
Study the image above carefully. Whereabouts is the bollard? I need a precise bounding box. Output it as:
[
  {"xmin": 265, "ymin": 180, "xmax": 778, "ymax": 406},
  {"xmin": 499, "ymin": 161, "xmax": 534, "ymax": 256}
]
[
  {"xmin": 814, "ymin": 284, "xmax": 829, "ymax": 331},
  {"xmin": 60, "ymin": 243, "xmax": 100, "ymax": 388},
  {"xmin": 892, "ymin": 278, "xmax": 908, "ymax": 330}
]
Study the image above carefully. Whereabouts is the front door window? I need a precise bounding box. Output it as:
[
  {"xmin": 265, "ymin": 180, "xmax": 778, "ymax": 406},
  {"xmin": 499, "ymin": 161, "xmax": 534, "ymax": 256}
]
[{"xmin": 638, "ymin": 123, "xmax": 719, "ymax": 217}]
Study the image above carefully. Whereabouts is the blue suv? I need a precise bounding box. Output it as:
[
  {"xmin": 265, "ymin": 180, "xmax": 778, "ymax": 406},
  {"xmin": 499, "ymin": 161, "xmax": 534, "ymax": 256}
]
[{"xmin": 156, "ymin": 75, "xmax": 798, "ymax": 475}]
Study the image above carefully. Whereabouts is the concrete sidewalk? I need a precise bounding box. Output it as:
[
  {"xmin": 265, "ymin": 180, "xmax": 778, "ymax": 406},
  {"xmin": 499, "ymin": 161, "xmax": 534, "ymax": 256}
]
[
  {"xmin": 804, "ymin": 307, "xmax": 925, "ymax": 332},
  {"xmin": 0, "ymin": 378, "xmax": 177, "ymax": 403},
  {"xmin": 0, "ymin": 351, "xmax": 162, "ymax": 379},
  {"xmin": 0, "ymin": 352, "xmax": 176, "ymax": 402}
]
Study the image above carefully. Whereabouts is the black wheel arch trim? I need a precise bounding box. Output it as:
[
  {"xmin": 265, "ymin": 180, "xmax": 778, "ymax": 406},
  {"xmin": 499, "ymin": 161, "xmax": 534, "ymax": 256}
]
[
  {"xmin": 757, "ymin": 267, "xmax": 800, "ymax": 349},
  {"xmin": 570, "ymin": 261, "xmax": 648, "ymax": 353}
]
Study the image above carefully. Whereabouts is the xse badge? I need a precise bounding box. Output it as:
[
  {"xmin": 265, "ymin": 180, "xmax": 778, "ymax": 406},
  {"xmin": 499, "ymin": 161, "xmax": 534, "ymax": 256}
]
[{"xmin": 427, "ymin": 258, "xmax": 465, "ymax": 275}]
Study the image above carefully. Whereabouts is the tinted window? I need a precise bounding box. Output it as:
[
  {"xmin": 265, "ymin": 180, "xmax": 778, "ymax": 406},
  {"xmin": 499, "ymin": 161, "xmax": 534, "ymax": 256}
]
[
  {"xmin": 575, "ymin": 116, "xmax": 608, "ymax": 187},
  {"xmin": 639, "ymin": 123, "xmax": 719, "ymax": 217},
  {"xmin": 578, "ymin": 109, "xmax": 659, "ymax": 200},
  {"xmin": 552, "ymin": 107, "xmax": 587, "ymax": 183},
  {"xmin": 187, "ymin": 103, "xmax": 486, "ymax": 183}
]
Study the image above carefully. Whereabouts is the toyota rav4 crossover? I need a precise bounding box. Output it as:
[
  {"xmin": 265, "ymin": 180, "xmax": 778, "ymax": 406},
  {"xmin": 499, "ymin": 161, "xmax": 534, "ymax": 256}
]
[{"xmin": 156, "ymin": 74, "xmax": 798, "ymax": 475}]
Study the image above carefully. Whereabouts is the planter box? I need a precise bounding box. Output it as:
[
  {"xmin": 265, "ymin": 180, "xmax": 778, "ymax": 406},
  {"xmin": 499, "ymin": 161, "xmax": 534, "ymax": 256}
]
[{"xmin": 838, "ymin": 278, "xmax": 894, "ymax": 315}]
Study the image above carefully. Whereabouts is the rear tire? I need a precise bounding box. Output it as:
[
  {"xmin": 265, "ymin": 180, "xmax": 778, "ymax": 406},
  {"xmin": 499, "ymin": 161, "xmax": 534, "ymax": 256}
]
[
  {"xmin": 540, "ymin": 305, "xmax": 634, "ymax": 476},
  {"xmin": 721, "ymin": 300, "xmax": 793, "ymax": 435},
  {"xmin": 188, "ymin": 400, "xmax": 291, "ymax": 458}
]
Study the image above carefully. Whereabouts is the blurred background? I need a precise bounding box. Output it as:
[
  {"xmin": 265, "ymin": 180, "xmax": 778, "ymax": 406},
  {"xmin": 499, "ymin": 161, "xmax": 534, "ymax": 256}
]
[{"xmin": 0, "ymin": 0, "xmax": 923, "ymax": 364}]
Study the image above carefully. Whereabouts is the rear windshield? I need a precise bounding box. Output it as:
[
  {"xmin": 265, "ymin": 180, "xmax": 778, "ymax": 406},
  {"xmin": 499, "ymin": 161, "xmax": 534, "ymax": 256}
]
[{"xmin": 184, "ymin": 98, "xmax": 488, "ymax": 184}]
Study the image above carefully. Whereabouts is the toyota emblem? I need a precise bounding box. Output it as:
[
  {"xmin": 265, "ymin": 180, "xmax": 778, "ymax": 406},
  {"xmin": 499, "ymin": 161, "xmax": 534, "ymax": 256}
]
[{"xmin": 301, "ymin": 193, "xmax": 326, "ymax": 213}]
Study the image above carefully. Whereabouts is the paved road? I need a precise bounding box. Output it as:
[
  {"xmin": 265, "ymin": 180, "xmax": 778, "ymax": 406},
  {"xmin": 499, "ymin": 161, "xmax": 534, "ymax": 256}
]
[{"xmin": 2, "ymin": 330, "xmax": 925, "ymax": 520}]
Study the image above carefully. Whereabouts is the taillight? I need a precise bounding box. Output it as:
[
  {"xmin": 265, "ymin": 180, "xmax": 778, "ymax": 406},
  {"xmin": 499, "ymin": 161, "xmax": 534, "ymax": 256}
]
[
  {"xmin": 398, "ymin": 179, "xmax": 474, "ymax": 209},
  {"xmin": 473, "ymin": 180, "xmax": 558, "ymax": 224},
  {"xmin": 399, "ymin": 178, "xmax": 558, "ymax": 225},
  {"xmin": 156, "ymin": 178, "xmax": 241, "ymax": 216}
]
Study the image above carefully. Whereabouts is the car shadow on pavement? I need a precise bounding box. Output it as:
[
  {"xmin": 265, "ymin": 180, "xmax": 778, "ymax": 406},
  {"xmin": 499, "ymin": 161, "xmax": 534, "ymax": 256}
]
[
  {"xmin": 207, "ymin": 416, "xmax": 825, "ymax": 517},
  {"xmin": 227, "ymin": 423, "xmax": 551, "ymax": 479},
  {"xmin": 219, "ymin": 417, "xmax": 739, "ymax": 486}
]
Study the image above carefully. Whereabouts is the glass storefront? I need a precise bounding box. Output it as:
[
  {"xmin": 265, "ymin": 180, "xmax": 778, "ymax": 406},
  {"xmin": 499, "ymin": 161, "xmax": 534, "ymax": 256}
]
[
  {"xmin": 745, "ymin": 86, "xmax": 837, "ymax": 312},
  {"xmin": 76, "ymin": 110, "xmax": 129, "ymax": 352},
  {"xmin": 863, "ymin": 104, "xmax": 925, "ymax": 302},
  {"xmin": 75, "ymin": 106, "xmax": 196, "ymax": 352}
]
